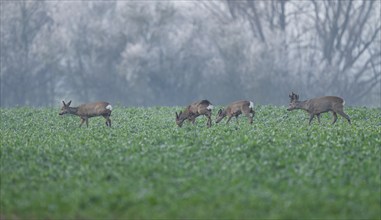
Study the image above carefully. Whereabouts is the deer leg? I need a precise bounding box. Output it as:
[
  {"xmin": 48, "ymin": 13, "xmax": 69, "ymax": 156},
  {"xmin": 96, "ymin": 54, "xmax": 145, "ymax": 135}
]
[
  {"xmin": 187, "ymin": 113, "xmax": 196, "ymax": 125},
  {"xmin": 235, "ymin": 115, "xmax": 239, "ymax": 125},
  {"xmin": 189, "ymin": 116, "xmax": 196, "ymax": 125},
  {"xmin": 308, "ymin": 114, "xmax": 314, "ymax": 125},
  {"xmin": 207, "ymin": 116, "xmax": 212, "ymax": 127},
  {"xmin": 337, "ymin": 110, "xmax": 351, "ymax": 124},
  {"xmin": 250, "ymin": 109, "xmax": 255, "ymax": 124},
  {"xmin": 103, "ymin": 115, "xmax": 111, "ymax": 127},
  {"xmin": 103, "ymin": 116, "xmax": 108, "ymax": 126},
  {"xmin": 317, "ymin": 114, "xmax": 321, "ymax": 124},
  {"xmin": 107, "ymin": 116, "xmax": 111, "ymax": 127},
  {"xmin": 332, "ymin": 112, "xmax": 338, "ymax": 125},
  {"xmin": 79, "ymin": 118, "xmax": 85, "ymax": 127},
  {"xmin": 85, "ymin": 118, "xmax": 89, "ymax": 127},
  {"xmin": 205, "ymin": 111, "xmax": 212, "ymax": 127},
  {"xmin": 244, "ymin": 112, "xmax": 253, "ymax": 124},
  {"xmin": 226, "ymin": 115, "xmax": 233, "ymax": 124}
]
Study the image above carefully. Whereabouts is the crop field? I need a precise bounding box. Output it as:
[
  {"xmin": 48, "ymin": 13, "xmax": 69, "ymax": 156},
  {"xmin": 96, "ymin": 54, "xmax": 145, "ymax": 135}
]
[{"xmin": 1, "ymin": 106, "xmax": 380, "ymax": 219}]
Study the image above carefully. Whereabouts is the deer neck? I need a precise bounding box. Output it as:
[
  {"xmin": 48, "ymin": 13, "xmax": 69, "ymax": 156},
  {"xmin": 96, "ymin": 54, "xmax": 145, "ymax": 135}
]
[
  {"xmin": 68, "ymin": 107, "xmax": 79, "ymax": 115},
  {"xmin": 296, "ymin": 100, "xmax": 310, "ymax": 112},
  {"xmin": 178, "ymin": 110, "xmax": 187, "ymax": 121},
  {"xmin": 220, "ymin": 110, "xmax": 228, "ymax": 118}
]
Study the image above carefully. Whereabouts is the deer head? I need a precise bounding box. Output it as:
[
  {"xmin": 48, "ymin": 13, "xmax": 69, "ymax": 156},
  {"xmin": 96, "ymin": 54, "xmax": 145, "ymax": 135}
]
[
  {"xmin": 175, "ymin": 111, "xmax": 186, "ymax": 127},
  {"xmin": 215, "ymin": 109, "xmax": 226, "ymax": 123},
  {"xmin": 287, "ymin": 92, "xmax": 299, "ymax": 111},
  {"xmin": 59, "ymin": 100, "xmax": 72, "ymax": 115}
]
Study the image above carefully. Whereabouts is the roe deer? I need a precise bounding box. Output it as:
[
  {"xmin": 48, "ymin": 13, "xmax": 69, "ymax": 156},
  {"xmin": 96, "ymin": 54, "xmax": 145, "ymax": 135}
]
[
  {"xmin": 287, "ymin": 92, "xmax": 351, "ymax": 125},
  {"xmin": 215, "ymin": 100, "xmax": 255, "ymax": 124},
  {"xmin": 176, "ymin": 100, "xmax": 214, "ymax": 128},
  {"xmin": 59, "ymin": 101, "xmax": 112, "ymax": 127}
]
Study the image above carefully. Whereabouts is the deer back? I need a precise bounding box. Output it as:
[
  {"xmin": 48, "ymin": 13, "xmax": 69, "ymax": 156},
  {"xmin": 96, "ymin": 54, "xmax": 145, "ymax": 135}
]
[
  {"xmin": 77, "ymin": 101, "xmax": 112, "ymax": 117},
  {"xmin": 308, "ymin": 96, "xmax": 344, "ymax": 114},
  {"xmin": 189, "ymin": 100, "xmax": 213, "ymax": 115},
  {"xmin": 226, "ymin": 100, "xmax": 252, "ymax": 115}
]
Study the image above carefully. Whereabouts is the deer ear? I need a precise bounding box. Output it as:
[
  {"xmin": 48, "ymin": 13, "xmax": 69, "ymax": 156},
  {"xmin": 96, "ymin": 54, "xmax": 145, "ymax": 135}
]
[
  {"xmin": 67, "ymin": 100, "xmax": 72, "ymax": 106},
  {"xmin": 175, "ymin": 112, "xmax": 179, "ymax": 119},
  {"xmin": 62, "ymin": 101, "xmax": 66, "ymax": 106},
  {"xmin": 295, "ymin": 94, "xmax": 299, "ymax": 100}
]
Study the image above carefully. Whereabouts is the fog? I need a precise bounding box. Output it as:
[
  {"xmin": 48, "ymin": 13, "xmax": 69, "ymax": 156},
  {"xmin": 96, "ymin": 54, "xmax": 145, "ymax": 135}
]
[{"xmin": 1, "ymin": 1, "xmax": 380, "ymax": 107}]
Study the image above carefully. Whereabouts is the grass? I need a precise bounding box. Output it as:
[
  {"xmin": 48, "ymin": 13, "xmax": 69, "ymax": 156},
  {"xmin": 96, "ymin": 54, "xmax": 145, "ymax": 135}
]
[{"xmin": 1, "ymin": 105, "xmax": 380, "ymax": 219}]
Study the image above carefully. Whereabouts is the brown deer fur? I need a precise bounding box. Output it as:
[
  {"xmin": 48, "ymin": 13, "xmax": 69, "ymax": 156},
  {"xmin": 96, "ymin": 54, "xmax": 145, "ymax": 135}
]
[
  {"xmin": 59, "ymin": 101, "xmax": 112, "ymax": 127},
  {"xmin": 215, "ymin": 100, "xmax": 255, "ymax": 124},
  {"xmin": 176, "ymin": 100, "xmax": 213, "ymax": 127},
  {"xmin": 287, "ymin": 92, "xmax": 351, "ymax": 125}
]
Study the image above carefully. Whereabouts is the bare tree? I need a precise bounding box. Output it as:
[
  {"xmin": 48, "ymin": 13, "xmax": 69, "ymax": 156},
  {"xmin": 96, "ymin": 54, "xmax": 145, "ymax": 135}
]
[
  {"xmin": 60, "ymin": 1, "xmax": 126, "ymax": 104},
  {"xmin": 1, "ymin": 1, "xmax": 380, "ymax": 107},
  {"xmin": 203, "ymin": 0, "xmax": 380, "ymax": 105},
  {"xmin": 309, "ymin": 0, "xmax": 380, "ymax": 102},
  {"xmin": 1, "ymin": 1, "xmax": 57, "ymax": 106}
]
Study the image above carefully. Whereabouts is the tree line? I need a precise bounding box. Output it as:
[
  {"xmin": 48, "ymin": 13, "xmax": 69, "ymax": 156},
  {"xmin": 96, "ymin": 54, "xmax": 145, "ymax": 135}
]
[{"xmin": 1, "ymin": 0, "xmax": 380, "ymax": 107}]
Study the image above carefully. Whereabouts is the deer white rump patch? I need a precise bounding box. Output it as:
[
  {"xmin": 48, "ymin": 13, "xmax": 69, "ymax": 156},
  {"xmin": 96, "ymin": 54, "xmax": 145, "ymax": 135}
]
[
  {"xmin": 249, "ymin": 101, "xmax": 254, "ymax": 109},
  {"xmin": 106, "ymin": 104, "xmax": 113, "ymax": 111},
  {"xmin": 207, "ymin": 104, "xmax": 214, "ymax": 110}
]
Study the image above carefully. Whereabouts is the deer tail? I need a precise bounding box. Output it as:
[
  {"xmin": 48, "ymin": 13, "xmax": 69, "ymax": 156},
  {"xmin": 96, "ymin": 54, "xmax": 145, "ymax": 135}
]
[{"xmin": 249, "ymin": 101, "xmax": 254, "ymax": 109}]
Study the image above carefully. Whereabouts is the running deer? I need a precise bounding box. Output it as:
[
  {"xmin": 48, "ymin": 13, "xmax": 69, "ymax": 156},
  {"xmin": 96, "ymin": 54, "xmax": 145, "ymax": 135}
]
[
  {"xmin": 215, "ymin": 100, "xmax": 255, "ymax": 124},
  {"xmin": 175, "ymin": 100, "xmax": 214, "ymax": 128},
  {"xmin": 287, "ymin": 92, "xmax": 351, "ymax": 125},
  {"xmin": 59, "ymin": 101, "xmax": 113, "ymax": 127}
]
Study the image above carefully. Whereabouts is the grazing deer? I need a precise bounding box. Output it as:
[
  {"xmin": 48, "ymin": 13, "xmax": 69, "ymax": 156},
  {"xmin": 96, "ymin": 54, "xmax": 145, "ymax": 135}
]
[
  {"xmin": 215, "ymin": 100, "xmax": 255, "ymax": 124},
  {"xmin": 59, "ymin": 101, "xmax": 112, "ymax": 127},
  {"xmin": 176, "ymin": 100, "xmax": 214, "ymax": 128},
  {"xmin": 287, "ymin": 92, "xmax": 351, "ymax": 125}
]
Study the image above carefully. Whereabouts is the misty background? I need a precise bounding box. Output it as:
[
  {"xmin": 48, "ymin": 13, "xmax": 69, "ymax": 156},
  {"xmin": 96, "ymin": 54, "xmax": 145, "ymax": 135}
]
[{"xmin": 1, "ymin": 0, "xmax": 380, "ymax": 107}]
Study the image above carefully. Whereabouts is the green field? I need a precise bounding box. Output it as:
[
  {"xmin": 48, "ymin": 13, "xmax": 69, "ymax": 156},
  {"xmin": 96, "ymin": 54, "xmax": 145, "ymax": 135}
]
[{"xmin": 1, "ymin": 106, "xmax": 380, "ymax": 219}]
